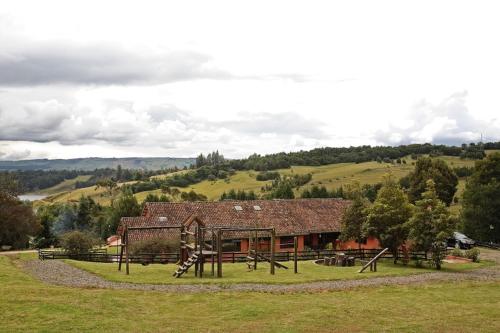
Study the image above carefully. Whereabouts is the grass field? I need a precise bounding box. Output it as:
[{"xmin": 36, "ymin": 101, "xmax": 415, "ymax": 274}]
[
  {"xmin": 32, "ymin": 175, "xmax": 93, "ymax": 195},
  {"xmin": 37, "ymin": 155, "xmax": 478, "ymax": 204},
  {"xmin": 65, "ymin": 258, "xmax": 491, "ymax": 285},
  {"xmin": 1, "ymin": 254, "xmax": 500, "ymax": 332}
]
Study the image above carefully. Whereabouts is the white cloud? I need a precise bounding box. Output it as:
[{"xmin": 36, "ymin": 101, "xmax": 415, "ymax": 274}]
[
  {"xmin": 373, "ymin": 92, "xmax": 500, "ymax": 146},
  {"xmin": 1, "ymin": 1, "xmax": 500, "ymax": 159}
]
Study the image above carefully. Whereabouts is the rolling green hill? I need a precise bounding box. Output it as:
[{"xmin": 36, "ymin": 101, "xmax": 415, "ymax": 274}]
[{"xmin": 37, "ymin": 155, "xmax": 476, "ymax": 212}]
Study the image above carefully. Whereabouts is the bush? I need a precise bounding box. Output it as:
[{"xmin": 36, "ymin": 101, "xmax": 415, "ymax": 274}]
[
  {"xmin": 60, "ymin": 231, "xmax": 98, "ymax": 254},
  {"xmin": 465, "ymin": 248, "xmax": 480, "ymax": 262},
  {"xmin": 129, "ymin": 238, "xmax": 179, "ymax": 255},
  {"xmin": 451, "ymin": 247, "xmax": 463, "ymax": 257}
]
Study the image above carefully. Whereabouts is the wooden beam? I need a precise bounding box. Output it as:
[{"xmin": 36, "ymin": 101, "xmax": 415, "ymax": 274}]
[
  {"xmin": 358, "ymin": 248, "xmax": 389, "ymax": 273},
  {"xmin": 217, "ymin": 229, "xmax": 223, "ymax": 278},
  {"xmin": 118, "ymin": 244, "xmax": 124, "ymax": 271},
  {"xmin": 125, "ymin": 227, "xmax": 130, "ymax": 275},
  {"xmin": 254, "ymin": 230, "xmax": 258, "ymax": 270},
  {"xmin": 294, "ymin": 236, "xmax": 298, "ymax": 274},
  {"xmin": 270, "ymin": 228, "xmax": 276, "ymax": 275},
  {"xmin": 211, "ymin": 228, "xmax": 215, "ymax": 277}
]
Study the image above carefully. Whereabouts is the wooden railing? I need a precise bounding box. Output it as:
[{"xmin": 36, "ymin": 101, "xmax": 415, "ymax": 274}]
[{"xmin": 38, "ymin": 248, "xmax": 439, "ymax": 263}]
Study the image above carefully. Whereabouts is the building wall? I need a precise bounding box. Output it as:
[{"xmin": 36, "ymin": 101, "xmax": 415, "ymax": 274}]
[
  {"xmin": 339, "ymin": 236, "xmax": 380, "ymax": 250},
  {"xmin": 238, "ymin": 236, "xmax": 305, "ymax": 252}
]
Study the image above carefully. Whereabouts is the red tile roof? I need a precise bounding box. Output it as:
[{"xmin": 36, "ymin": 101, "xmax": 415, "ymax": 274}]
[{"xmin": 118, "ymin": 198, "xmax": 350, "ymax": 237}]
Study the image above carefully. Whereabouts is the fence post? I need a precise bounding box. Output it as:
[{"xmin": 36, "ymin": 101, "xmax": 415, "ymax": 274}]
[
  {"xmin": 293, "ymin": 236, "xmax": 298, "ymax": 274},
  {"xmin": 232, "ymin": 252, "xmax": 235, "ymax": 263}
]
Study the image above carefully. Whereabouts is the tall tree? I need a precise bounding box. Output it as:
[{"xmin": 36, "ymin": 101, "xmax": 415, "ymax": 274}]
[
  {"xmin": 406, "ymin": 157, "xmax": 458, "ymax": 205},
  {"xmin": 406, "ymin": 180, "xmax": 456, "ymax": 269},
  {"xmin": 462, "ymin": 152, "xmax": 500, "ymax": 242},
  {"xmin": 116, "ymin": 164, "xmax": 123, "ymax": 181},
  {"xmin": 340, "ymin": 184, "xmax": 370, "ymax": 251},
  {"xmin": 107, "ymin": 189, "xmax": 141, "ymax": 236},
  {"xmin": 0, "ymin": 175, "xmax": 40, "ymax": 249},
  {"xmin": 366, "ymin": 175, "xmax": 413, "ymax": 262}
]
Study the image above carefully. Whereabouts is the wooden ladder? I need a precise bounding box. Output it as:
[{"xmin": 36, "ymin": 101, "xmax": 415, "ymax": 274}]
[{"xmin": 173, "ymin": 252, "xmax": 200, "ymax": 278}]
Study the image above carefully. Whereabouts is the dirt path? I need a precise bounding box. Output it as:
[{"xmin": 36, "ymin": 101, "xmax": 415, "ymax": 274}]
[{"xmin": 15, "ymin": 248, "xmax": 499, "ymax": 293}]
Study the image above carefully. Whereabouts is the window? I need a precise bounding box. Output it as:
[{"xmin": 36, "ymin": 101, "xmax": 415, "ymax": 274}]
[
  {"xmin": 253, "ymin": 205, "xmax": 261, "ymax": 211},
  {"xmin": 279, "ymin": 236, "xmax": 295, "ymax": 249},
  {"xmin": 234, "ymin": 205, "xmax": 243, "ymax": 211}
]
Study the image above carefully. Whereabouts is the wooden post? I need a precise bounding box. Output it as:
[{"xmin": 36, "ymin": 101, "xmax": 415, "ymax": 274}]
[
  {"xmin": 270, "ymin": 228, "xmax": 276, "ymax": 275},
  {"xmin": 294, "ymin": 236, "xmax": 298, "ymax": 274},
  {"xmin": 180, "ymin": 226, "xmax": 187, "ymax": 263},
  {"xmin": 194, "ymin": 227, "xmax": 199, "ymax": 277},
  {"xmin": 217, "ymin": 229, "xmax": 223, "ymax": 278},
  {"xmin": 118, "ymin": 244, "xmax": 124, "ymax": 271},
  {"xmin": 125, "ymin": 227, "xmax": 130, "ymax": 275},
  {"xmin": 200, "ymin": 226, "xmax": 204, "ymax": 278},
  {"xmin": 254, "ymin": 230, "xmax": 258, "ymax": 270},
  {"xmin": 211, "ymin": 228, "xmax": 215, "ymax": 277}
]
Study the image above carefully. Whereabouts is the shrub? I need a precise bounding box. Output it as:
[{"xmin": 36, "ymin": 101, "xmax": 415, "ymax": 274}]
[
  {"xmin": 60, "ymin": 231, "xmax": 98, "ymax": 254},
  {"xmin": 129, "ymin": 238, "xmax": 179, "ymax": 255},
  {"xmin": 465, "ymin": 248, "xmax": 480, "ymax": 262},
  {"xmin": 415, "ymin": 259, "xmax": 424, "ymax": 268},
  {"xmin": 451, "ymin": 247, "xmax": 463, "ymax": 257}
]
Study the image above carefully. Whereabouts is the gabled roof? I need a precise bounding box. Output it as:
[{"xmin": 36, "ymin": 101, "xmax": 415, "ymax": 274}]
[{"xmin": 119, "ymin": 198, "xmax": 350, "ymax": 236}]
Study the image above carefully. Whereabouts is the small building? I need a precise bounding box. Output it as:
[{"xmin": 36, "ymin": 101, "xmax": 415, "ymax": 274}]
[{"xmin": 117, "ymin": 198, "xmax": 380, "ymax": 252}]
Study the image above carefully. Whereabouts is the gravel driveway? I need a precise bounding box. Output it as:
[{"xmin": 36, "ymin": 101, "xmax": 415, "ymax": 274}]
[{"xmin": 17, "ymin": 249, "xmax": 500, "ymax": 293}]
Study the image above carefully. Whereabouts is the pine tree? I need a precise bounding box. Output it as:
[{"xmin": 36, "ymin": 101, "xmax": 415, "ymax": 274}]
[
  {"xmin": 406, "ymin": 180, "xmax": 456, "ymax": 269},
  {"xmin": 366, "ymin": 175, "xmax": 413, "ymax": 263},
  {"xmin": 340, "ymin": 187, "xmax": 369, "ymax": 251}
]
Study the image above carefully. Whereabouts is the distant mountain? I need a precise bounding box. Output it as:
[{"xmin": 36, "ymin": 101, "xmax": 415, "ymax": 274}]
[{"xmin": 0, "ymin": 157, "xmax": 195, "ymax": 171}]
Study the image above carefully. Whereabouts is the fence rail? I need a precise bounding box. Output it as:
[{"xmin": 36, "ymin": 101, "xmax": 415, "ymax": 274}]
[
  {"xmin": 476, "ymin": 241, "xmax": 500, "ymax": 250},
  {"xmin": 38, "ymin": 248, "xmax": 437, "ymax": 264}
]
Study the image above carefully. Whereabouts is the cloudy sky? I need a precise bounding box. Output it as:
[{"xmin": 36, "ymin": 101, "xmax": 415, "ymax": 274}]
[{"xmin": 1, "ymin": 0, "xmax": 499, "ymax": 160}]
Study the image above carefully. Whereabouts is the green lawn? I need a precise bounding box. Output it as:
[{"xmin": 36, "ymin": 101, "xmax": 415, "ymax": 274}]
[
  {"xmin": 1, "ymin": 254, "xmax": 500, "ymax": 332},
  {"xmin": 64, "ymin": 258, "xmax": 491, "ymax": 285}
]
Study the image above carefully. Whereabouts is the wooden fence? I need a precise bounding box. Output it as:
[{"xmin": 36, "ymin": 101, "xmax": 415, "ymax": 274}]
[{"xmin": 38, "ymin": 248, "xmax": 437, "ymax": 264}]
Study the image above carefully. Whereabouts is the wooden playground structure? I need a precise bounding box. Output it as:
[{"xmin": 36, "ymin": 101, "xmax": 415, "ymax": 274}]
[{"xmin": 118, "ymin": 215, "xmax": 297, "ymax": 278}]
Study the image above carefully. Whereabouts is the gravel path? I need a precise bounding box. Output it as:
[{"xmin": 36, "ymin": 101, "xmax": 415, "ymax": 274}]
[{"xmin": 18, "ymin": 250, "xmax": 500, "ymax": 294}]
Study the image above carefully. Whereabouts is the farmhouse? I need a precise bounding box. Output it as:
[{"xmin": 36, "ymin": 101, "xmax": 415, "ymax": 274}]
[{"xmin": 118, "ymin": 198, "xmax": 380, "ymax": 251}]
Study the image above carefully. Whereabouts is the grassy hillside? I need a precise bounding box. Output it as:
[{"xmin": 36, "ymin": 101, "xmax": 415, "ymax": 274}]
[
  {"xmin": 37, "ymin": 155, "xmax": 477, "ymax": 206},
  {"xmin": 31, "ymin": 175, "xmax": 92, "ymax": 195},
  {"xmin": 181, "ymin": 156, "xmax": 475, "ymax": 201}
]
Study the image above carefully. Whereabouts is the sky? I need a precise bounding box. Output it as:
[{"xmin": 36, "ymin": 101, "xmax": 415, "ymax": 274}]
[{"xmin": 1, "ymin": 0, "xmax": 499, "ymax": 160}]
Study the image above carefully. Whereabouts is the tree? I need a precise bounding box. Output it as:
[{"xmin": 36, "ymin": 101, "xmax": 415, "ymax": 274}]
[
  {"xmin": 116, "ymin": 164, "xmax": 123, "ymax": 181},
  {"xmin": 365, "ymin": 175, "xmax": 413, "ymax": 263},
  {"xmin": 406, "ymin": 157, "xmax": 458, "ymax": 206},
  {"xmin": 406, "ymin": 180, "xmax": 456, "ymax": 269},
  {"xmin": 76, "ymin": 196, "xmax": 93, "ymax": 230},
  {"xmin": 340, "ymin": 185, "xmax": 370, "ymax": 251},
  {"xmin": 60, "ymin": 230, "xmax": 98, "ymax": 254},
  {"xmin": 271, "ymin": 181, "xmax": 295, "ymax": 199},
  {"xmin": 95, "ymin": 178, "xmax": 118, "ymax": 196},
  {"xmin": 0, "ymin": 192, "xmax": 40, "ymax": 249},
  {"xmin": 0, "ymin": 175, "xmax": 40, "ymax": 249},
  {"xmin": 34, "ymin": 205, "xmax": 58, "ymax": 248},
  {"xmin": 462, "ymin": 153, "xmax": 500, "ymax": 242},
  {"xmin": 107, "ymin": 189, "xmax": 141, "ymax": 236},
  {"xmin": 0, "ymin": 173, "xmax": 20, "ymax": 196}
]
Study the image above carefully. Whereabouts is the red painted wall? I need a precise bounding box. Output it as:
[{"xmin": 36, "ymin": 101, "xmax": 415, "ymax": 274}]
[{"xmin": 339, "ymin": 236, "xmax": 380, "ymax": 250}]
